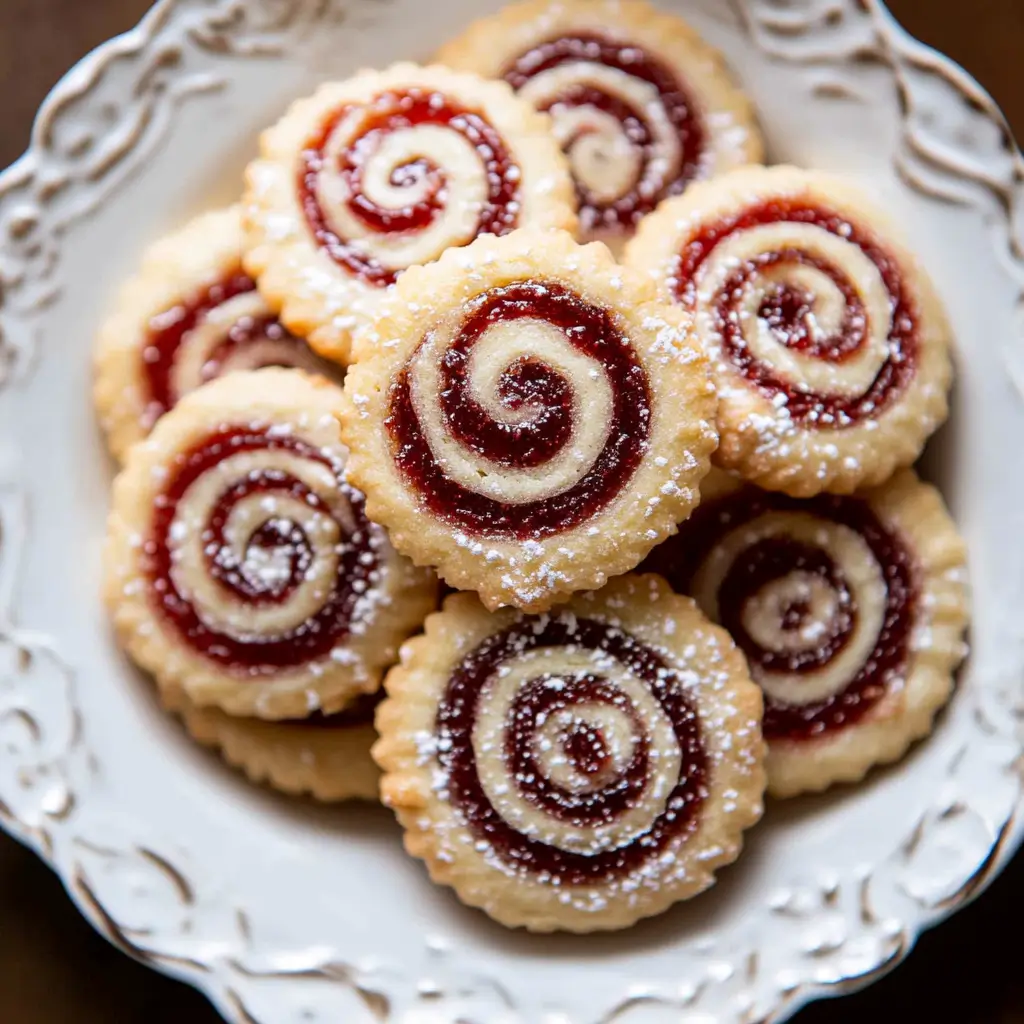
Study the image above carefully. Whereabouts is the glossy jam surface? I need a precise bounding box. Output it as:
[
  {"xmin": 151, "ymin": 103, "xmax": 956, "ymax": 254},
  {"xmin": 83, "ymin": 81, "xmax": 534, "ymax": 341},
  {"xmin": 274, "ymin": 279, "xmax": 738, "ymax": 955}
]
[
  {"xmin": 144, "ymin": 427, "xmax": 377, "ymax": 674},
  {"xmin": 385, "ymin": 281, "xmax": 651, "ymax": 538},
  {"xmin": 436, "ymin": 615, "xmax": 707, "ymax": 882},
  {"xmin": 674, "ymin": 199, "xmax": 920, "ymax": 425},
  {"xmin": 504, "ymin": 33, "xmax": 706, "ymax": 229},
  {"xmin": 643, "ymin": 488, "xmax": 916, "ymax": 740},
  {"xmin": 298, "ymin": 89, "xmax": 521, "ymax": 286},
  {"xmin": 142, "ymin": 271, "xmax": 302, "ymax": 420}
]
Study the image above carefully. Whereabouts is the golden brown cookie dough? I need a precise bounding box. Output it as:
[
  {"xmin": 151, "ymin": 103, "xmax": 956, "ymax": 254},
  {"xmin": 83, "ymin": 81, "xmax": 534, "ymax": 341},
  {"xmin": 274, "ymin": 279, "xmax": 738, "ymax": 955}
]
[
  {"xmin": 243, "ymin": 62, "xmax": 578, "ymax": 365},
  {"xmin": 104, "ymin": 368, "xmax": 438, "ymax": 720},
  {"xmin": 167, "ymin": 688, "xmax": 380, "ymax": 802},
  {"xmin": 94, "ymin": 205, "xmax": 334, "ymax": 462},
  {"xmin": 642, "ymin": 469, "xmax": 969, "ymax": 797},
  {"xmin": 339, "ymin": 228, "xmax": 718, "ymax": 612},
  {"xmin": 375, "ymin": 575, "xmax": 765, "ymax": 932},
  {"xmin": 437, "ymin": 0, "xmax": 763, "ymax": 247},
  {"xmin": 625, "ymin": 165, "xmax": 953, "ymax": 496}
]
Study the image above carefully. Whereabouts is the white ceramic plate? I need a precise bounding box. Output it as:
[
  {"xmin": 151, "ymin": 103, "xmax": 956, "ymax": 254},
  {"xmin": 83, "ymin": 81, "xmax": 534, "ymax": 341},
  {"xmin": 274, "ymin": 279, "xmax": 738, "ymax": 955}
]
[{"xmin": 1, "ymin": 1, "xmax": 1022, "ymax": 1021}]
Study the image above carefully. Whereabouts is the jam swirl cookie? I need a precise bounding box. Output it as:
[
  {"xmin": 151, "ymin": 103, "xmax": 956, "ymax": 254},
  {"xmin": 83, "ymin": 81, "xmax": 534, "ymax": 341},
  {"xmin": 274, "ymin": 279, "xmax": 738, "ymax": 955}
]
[
  {"xmin": 643, "ymin": 470, "xmax": 969, "ymax": 796},
  {"xmin": 436, "ymin": 0, "xmax": 763, "ymax": 246},
  {"xmin": 104, "ymin": 368, "xmax": 438, "ymax": 720},
  {"xmin": 375, "ymin": 575, "xmax": 765, "ymax": 932},
  {"xmin": 95, "ymin": 206, "xmax": 333, "ymax": 462},
  {"xmin": 339, "ymin": 229, "xmax": 718, "ymax": 612},
  {"xmin": 167, "ymin": 689, "xmax": 380, "ymax": 802},
  {"xmin": 625, "ymin": 165, "xmax": 954, "ymax": 496},
  {"xmin": 243, "ymin": 63, "xmax": 577, "ymax": 365}
]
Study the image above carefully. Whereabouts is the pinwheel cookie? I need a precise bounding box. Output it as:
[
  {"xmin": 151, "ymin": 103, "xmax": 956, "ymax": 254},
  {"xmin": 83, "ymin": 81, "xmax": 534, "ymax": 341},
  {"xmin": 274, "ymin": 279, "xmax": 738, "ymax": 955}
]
[
  {"xmin": 243, "ymin": 63, "xmax": 577, "ymax": 364},
  {"xmin": 339, "ymin": 228, "xmax": 719, "ymax": 612},
  {"xmin": 168, "ymin": 689, "xmax": 381, "ymax": 802},
  {"xmin": 94, "ymin": 205, "xmax": 334, "ymax": 462},
  {"xmin": 437, "ymin": 0, "xmax": 763, "ymax": 247},
  {"xmin": 625, "ymin": 165, "xmax": 954, "ymax": 496},
  {"xmin": 375, "ymin": 575, "xmax": 765, "ymax": 932},
  {"xmin": 104, "ymin": 368, "xmax": 438, "ymax": 720},
  {"xmin": 643, "ymin": 469, "xmax": 969, "ymax": 796}
]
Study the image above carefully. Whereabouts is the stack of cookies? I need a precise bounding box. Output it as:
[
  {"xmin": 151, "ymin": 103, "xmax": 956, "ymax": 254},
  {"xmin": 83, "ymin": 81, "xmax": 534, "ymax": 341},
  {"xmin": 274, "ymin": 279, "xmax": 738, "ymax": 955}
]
[{"xmin": 95, "ymin": 0, "xmax": 969, "ymax": 934}]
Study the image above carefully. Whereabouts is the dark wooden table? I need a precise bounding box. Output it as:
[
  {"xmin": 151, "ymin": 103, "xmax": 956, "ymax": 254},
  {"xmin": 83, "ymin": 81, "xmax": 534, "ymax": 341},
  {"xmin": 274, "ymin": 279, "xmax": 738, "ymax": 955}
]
[{"xmin": 2, "ymin": 1, "xmax": 1022, "ymax": 1021}]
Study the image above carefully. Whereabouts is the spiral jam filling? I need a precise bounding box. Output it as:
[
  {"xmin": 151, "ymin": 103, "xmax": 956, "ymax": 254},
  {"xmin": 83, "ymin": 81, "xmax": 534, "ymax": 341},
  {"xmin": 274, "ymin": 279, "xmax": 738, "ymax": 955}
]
[
  {"xmin": 385, "ymin": 281, "xmax": 652, "ymax": 539},
  {"xmin": 141, "ymin": 271, "xmax": 314, "ymax": 426},
  {"xmin": 645, "ymin": 489, "xmax": 917, "ymax": 740},
  {"xmin": 503, "ymin": 33, "xmax": 706, "ymax": 231},
  {"xmin": 298, "ymin": 89, "xmax": 522, "ymax": 286},
  {"xmin": 673, "ymin": 199, "xmax": 920, "ymax": 425},
  {"xmin": 436, "ymin": 614, "xmax": 707, "ymax": 882},
  {"xmin": 144, "ymin": 427, "xmax": 379, "ymax": 674}
]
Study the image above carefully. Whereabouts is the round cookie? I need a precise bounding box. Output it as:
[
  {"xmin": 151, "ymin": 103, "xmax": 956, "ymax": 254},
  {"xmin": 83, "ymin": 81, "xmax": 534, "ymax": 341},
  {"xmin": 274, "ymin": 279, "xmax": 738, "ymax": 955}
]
[
  {"xmin": 374, "ymin": 575, "xmax": 766, "ymax": 932},
  {"xmin": 436, "ymin": 0, "xmax": 763, "ymax": 248},
  {"xmin": 166, "ymin": 689, "xmax": 380, "ymax": 802},
  {"xmin": 94, "ymin": 205, "xmax": 334, "ymax": 462},
  {"xmin": 339, "ymin": 228, "xmax": 719, "ymax": 612},
  {"xmin": 104, "ymin": 368, "xmax": 439, "ymax": 720},
  {"xmin": 625, "ymin": 165, "xmax": 954, "ymax": 496},
  {"xmin": 243, "ymin": 62, "xmax": 578, "ymax": 365},
  {"xmin": 642, "ymin": 469, "xmax": 969, "ymax": 797}
]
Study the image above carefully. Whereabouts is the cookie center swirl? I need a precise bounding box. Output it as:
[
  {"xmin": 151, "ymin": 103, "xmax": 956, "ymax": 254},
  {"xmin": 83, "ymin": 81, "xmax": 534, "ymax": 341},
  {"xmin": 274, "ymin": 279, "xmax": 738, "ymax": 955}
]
[
  {"xmin": 562, "ymin": 713, "xmax": 613, "ymax": 778},
  {"xmin": 503, "ymin": 33, "xmax": 706, "ymax": 231},
  {"xmin": 436, "ymin": 615, "xmax": 707, "ymax": 882},
  {"xmin": 648, "ymin": 490, "xmax": 916, "ymax": 740},
  {"xmin": 718, "ymin": 539, "xmax": 858, "ymax": 675},
  {"xmin": 673, "ymin": 200, "xmax": 920, "ymax": 425},
  {"xmin": 385, "ymin": 282, "xmax": 652, "ymax": 538},
  {"xmin": 144, "ymin": 427, "xmax": 380, "ymax": 674},
  {"xmin": 141, "ymin": 271, "xmax": 315, "ymax": 427},
  {"xmin": 298, "ymin": 89, "xmax": 522, "ymax": 286}
]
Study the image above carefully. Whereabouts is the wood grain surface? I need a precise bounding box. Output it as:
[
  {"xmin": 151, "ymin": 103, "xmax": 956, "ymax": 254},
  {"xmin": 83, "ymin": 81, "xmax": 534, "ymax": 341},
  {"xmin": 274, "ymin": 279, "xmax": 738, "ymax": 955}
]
[{"xmin": 1, "ymin": 2, "xmax": 1022, "ymax": 1021}]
